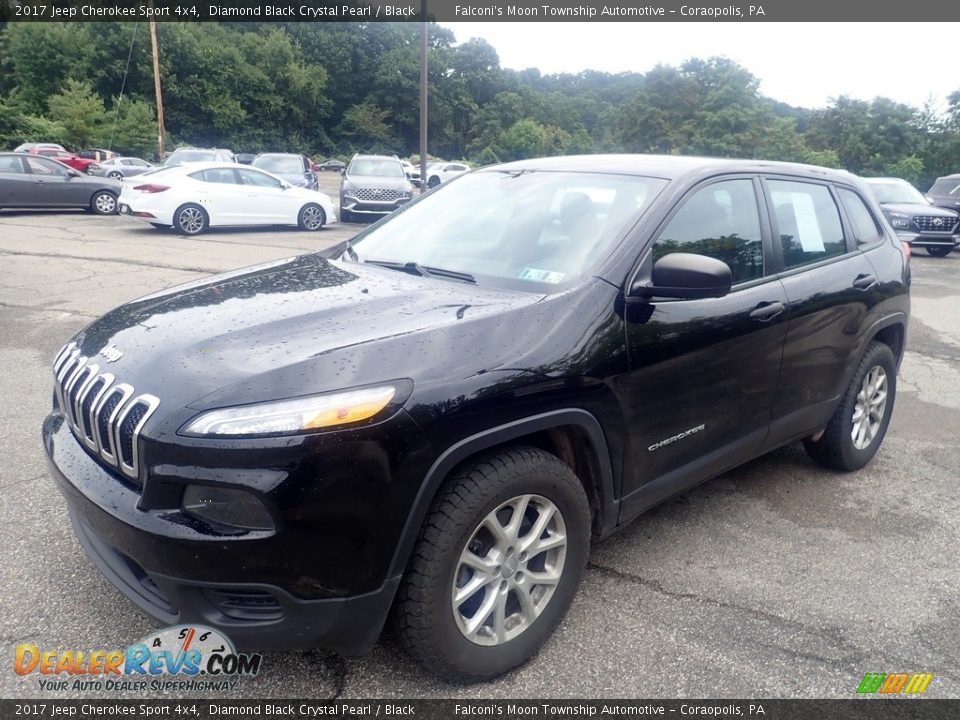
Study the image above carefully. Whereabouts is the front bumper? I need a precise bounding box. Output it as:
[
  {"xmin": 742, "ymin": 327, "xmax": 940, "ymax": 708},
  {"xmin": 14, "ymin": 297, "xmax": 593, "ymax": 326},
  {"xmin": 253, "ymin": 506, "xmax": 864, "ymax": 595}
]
[
  {"xmin": 42, "ymin": 412, "xmax": 407, "ymax": 655},
  {"xmin": 895, "ymin": 231, "xmax": 959, "ymax": 249},
  {"xmin": 340, "ymin": 195, "xmax": 411, "ymax": 217}
]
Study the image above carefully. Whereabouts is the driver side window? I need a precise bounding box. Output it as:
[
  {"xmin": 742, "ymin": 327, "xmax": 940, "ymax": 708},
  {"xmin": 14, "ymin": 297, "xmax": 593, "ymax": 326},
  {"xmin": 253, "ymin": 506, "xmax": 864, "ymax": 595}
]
[
  {"xmin": 25, "ymin": 157, "xmax": 68, "ymax": 177},
  {"xmin": 653, "ymin": 179, "xmax": 764, "ymax": 284}
]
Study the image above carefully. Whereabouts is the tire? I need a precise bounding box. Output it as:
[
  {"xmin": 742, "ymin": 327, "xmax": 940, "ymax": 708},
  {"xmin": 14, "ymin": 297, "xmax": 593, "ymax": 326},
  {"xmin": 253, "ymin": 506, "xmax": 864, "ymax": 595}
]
[
  {"xmin": 297, "ymin": 203, "xmax": 325, "ymax": 231},
  {"xmin": 804, "ymin": 341, "xmax": 897, "ymax": 471},
  {"xmin": 173, "ymin": 204, "xmax": 208, "ymax": 236},
  {"xmin": 925, "ymin": 246, "xmax": 953, "ymax": 257},
  {"xmin": 396, "ymin": 446, "xmax": 591, "ymax": 682},
  {"xmin": 107, "ymin": 171, "xmax": 123, "ymax": 180},
  {"xmin": 90, "ymin": 191, "xmax": 117, "ymax": 215},
  {"xmin": 428, "ymin": 176, "xmax": 440, "ymax": 188}
]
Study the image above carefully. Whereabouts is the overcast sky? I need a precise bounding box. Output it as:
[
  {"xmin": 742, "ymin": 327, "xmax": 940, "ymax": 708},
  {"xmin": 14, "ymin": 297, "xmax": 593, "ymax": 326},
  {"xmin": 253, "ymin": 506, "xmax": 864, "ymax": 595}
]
[{"xmin": 440, "ymin": 23, "xmax": 954, "ymax": 112}]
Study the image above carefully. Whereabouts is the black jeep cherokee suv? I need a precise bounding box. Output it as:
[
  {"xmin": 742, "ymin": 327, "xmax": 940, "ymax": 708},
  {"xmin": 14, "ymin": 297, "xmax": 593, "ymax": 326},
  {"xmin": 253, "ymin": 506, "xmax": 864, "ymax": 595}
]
[{"xmin": 43, "ymin": 155, "xmax": 910, "ymax": 681}]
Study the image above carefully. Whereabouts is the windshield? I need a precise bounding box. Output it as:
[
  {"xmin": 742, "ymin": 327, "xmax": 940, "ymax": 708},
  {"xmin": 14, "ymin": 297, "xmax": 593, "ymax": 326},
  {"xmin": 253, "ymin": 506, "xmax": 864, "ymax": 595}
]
[
  {"xmin": 346, "ymin": 170, "xmax": 668, "ymax": 291},
  {"xmin": 348, "ymin": 158, "xmax": 404, "ymax": 177},
  {"xmin": 866, "ymin": 179, "xmax": 927, "ymax": 205},
  {"xmin": 164, "ymin": 150, "xmax": 216, "ymax": 165},
  {"xmin": 253, "ymin": 155, "xmax": 302, "ymax": 174},
  {"xmin": 928, "ymin": 178, "xmax": 960, "ymax": 197}
]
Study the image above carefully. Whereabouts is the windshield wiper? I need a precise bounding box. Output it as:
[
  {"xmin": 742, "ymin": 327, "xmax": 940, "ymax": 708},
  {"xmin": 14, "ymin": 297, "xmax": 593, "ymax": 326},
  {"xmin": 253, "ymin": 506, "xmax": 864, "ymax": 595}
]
[
  {"xmin": 342, "ymin": 239, "xmax": 359, "ymax": 262},
  {"xmin": 364, "ymin": 259, "xmax": 476, "ymax": 284}
]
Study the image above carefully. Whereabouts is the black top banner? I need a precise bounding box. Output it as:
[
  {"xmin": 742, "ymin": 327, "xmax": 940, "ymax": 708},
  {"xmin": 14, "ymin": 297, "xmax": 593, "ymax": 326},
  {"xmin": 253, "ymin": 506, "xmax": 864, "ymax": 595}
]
[
  {"xmin": 1, "ymin": 699, "xmax": 958, "ymax": 720},
  {"xmin": 4, "ymin": 0, "xmax": 960, "ymax": 22}
]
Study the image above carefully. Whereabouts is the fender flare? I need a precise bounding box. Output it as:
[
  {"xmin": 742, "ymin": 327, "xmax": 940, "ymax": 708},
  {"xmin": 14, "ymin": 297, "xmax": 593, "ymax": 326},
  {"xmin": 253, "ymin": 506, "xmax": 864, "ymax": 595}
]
[{"xmin": 386, "ymin": 408, "xmax": 618, "ymax": 578}]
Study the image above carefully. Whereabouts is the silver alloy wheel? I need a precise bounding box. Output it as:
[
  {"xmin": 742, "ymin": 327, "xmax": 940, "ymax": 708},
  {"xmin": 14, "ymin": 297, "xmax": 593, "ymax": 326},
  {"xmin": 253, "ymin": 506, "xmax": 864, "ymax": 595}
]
[
  {"xmin": 108, "ymin": 171, "xmax": 123, "ymax": 180},
  {"xmin": 177, "ymin": 207, "xmax": 205, "ymax": 234},
  {"xmin": 95, "ymin": 193, "xmax": 116, "ymax": 214},
  {"xmin": 301, "ymin": 205, "xmax": 324, "ymax": 230},
  {"xmin": 852, "ymin": 365, "xmax": 887, "ymax": 450},
  {"xmin": 452, "ymin": 494, "xmax": 566, "ymax": 646}
]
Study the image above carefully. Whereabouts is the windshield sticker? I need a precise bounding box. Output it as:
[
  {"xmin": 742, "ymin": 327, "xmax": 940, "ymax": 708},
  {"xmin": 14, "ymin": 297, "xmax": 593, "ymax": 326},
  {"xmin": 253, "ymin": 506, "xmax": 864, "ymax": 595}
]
[{"xmin": 519, "ymin": 268, "xmax": 565, "ymax": 284}]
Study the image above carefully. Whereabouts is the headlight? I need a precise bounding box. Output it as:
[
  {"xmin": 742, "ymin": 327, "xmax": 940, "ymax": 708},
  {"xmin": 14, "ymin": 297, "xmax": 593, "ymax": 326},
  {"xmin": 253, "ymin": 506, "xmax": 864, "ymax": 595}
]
[
  {"xmin": 887, "ymin": 214, "xmax": 910, "ymax": 229},
  {"xmin": 181, "ymin": 385, "xmax": 397, "ymax": 437}
]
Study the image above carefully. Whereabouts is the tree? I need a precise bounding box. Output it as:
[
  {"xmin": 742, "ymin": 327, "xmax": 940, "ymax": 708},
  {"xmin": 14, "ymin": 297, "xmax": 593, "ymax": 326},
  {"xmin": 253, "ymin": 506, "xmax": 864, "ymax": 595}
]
[
  {"xmin": 336, "ymin": 102, "xmax": 395, "ymax": 152},
  {"xmin": 499, "ymin": 119, "xmax": 546, "ymax": 161},
  {"xmin": 46, "ymin": 79, "xmax": 107, "ymax": 148}
]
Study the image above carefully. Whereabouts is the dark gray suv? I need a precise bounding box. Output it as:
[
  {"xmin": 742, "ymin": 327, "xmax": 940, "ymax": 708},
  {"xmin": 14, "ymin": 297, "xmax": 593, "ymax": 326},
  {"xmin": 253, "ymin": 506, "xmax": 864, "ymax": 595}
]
[{"xmin": 339, "ymin": 154, "xmax": 414, "ymax": 222}]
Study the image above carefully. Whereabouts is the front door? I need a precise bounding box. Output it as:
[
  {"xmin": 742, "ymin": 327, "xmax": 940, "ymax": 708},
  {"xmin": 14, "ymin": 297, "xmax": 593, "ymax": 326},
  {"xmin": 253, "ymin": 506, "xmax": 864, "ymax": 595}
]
[{"xmin": 619, "ymin": 176, "xmax": 789, "ymax": 520}]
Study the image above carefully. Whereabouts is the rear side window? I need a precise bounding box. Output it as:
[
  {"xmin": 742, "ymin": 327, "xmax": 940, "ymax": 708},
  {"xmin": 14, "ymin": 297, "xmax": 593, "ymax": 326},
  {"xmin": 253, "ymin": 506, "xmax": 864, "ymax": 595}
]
[
  {"xmin": 837, "ymin": 188, "xmax": 883, "ymax": 246},
  {"xmin": 0, "ymin": 155, "xmax": 23, "ymax": 173},
  {"xmin": 653, "ymin": 178, "xmax": 763, "ymax": 284},
  {"xmin": 768, "ymin": 180, "xmax": 846, "ymax": 269},
  {"xmin": 191, "ymin": 168, "xmax": 237, "ymax": 184}
]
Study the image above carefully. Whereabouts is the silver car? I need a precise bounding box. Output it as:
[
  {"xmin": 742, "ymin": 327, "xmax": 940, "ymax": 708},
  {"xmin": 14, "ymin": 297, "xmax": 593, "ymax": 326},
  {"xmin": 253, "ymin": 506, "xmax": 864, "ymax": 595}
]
[
  {"xmin": 339, "ymin": 154, "xmax": 414, "ymax": 222},
  {"xmin": 90, "ymin": 156, "xmax": 155, "ymax": 180}
]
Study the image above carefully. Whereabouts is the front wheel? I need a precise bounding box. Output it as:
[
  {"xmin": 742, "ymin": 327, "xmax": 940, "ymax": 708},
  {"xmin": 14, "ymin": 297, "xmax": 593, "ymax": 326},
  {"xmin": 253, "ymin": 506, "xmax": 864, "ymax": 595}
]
[
  {"xmin": 926, "ymin": 245, "xmax": 953, "ymax": 257},
  {"xmin": 396, "ymin": 446, "xmax": 591, "ymax": 682},
  {"xmin": 804, "ymin": 341, "xmax": 897, "ymax": 471},
  {"xmin": 297, "ymin": 203, "xmax": 325, "ymax": 231},
  {"xmin": 173, "ymin": 204, "xmax": 208, "ymax": 235},
  {"xmin": 90, "ymin": 191, "xmax": 117, "ymax": 215}
]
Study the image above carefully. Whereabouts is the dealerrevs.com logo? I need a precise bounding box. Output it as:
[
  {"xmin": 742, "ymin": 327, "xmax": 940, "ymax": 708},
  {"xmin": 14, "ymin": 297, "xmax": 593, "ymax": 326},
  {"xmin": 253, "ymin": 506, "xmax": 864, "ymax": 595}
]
[{"xmin": 14, "ymin": 625, "xmax": 262, "ymax": 693}]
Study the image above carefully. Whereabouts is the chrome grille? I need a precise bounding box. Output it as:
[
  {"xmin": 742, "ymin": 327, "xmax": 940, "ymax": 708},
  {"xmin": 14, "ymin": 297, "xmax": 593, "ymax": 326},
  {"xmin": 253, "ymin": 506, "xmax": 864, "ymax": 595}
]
[
  {"xmin": 352, "ymin": 187, "xmax": 403, "ymax": 202},
  {"xmin": 53, "ymin": 342, "xmax": 159, "ymax": 486},
  {"xmin": 913, "ymin": 215, "xmax": 958, "ymax": 233}
]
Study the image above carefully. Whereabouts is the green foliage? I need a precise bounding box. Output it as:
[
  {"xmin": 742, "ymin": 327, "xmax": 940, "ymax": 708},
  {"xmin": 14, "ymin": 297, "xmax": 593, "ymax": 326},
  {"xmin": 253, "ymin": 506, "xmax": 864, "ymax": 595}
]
[
  {"xmin": 46, "ymin": 79, "xmax": 108, "ymax": 148},
  {"xmin": 1, "ymin": 20, "xmax": 959, "ymax": 186},
  {"xmin": 499, "ymin": 119, "xmax": 546, "ymax": 161}
]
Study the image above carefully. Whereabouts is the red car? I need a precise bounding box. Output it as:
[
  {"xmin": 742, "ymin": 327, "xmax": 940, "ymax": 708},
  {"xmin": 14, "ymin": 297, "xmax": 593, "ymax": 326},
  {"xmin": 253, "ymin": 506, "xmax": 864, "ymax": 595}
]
[{"xmin": 28, "ymin": 148, "xmax": 100, "ymax": 173}]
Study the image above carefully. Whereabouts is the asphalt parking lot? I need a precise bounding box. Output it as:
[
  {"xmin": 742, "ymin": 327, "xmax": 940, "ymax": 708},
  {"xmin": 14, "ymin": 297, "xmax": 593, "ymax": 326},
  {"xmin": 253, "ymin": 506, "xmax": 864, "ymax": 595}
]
[{"xmin": 1, "ymin": 193, "xmax": 958, "ymax": 699}]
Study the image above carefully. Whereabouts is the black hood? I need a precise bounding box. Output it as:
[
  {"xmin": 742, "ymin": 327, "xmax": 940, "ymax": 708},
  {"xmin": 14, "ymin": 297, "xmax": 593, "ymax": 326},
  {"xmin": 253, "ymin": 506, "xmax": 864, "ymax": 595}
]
[{"xmin": 69, "ymin": 254, "xmax": 572, "ymax": 425}]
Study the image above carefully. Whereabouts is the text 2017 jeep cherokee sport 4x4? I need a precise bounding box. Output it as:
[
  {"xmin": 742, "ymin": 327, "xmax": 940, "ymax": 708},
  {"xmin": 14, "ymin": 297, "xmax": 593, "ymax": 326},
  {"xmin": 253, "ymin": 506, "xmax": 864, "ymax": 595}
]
[{"xmin": 44, "ymin": 155, "xmax": 909, "ymax": 681}]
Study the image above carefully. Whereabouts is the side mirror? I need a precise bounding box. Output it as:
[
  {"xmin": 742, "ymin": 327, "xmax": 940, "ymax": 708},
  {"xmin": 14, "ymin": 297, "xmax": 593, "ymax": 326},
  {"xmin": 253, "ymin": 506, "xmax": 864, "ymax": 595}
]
[
  {"xmin": 630, "ymin": 253, "xmax": 732, "ymax": 300},
  {"xmin": 340, "ymin": 167, "xmax": 346, "ymax": 176}
]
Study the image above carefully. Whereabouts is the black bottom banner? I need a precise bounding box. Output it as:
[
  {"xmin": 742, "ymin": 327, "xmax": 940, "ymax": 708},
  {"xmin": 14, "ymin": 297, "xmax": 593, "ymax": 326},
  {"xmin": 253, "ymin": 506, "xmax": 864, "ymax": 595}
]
[{"xmin": 1, "ymin": 699, "xmax": 955, "ymax": 720}]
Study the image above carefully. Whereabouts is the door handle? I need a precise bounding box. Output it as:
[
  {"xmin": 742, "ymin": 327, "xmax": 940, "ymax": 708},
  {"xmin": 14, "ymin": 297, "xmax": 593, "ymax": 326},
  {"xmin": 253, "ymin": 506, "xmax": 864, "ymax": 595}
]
[
  {"xmin": 852, "ymin": 274, "xmax": 878, "ymax": 290},
  {"xmin": 749, "ymin": 301, "xmax": 785, "ymax": 322}
]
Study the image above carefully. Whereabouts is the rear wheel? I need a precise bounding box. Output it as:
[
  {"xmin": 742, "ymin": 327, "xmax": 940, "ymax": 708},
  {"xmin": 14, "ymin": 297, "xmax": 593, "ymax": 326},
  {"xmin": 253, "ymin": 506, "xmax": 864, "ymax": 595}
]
[
  {"xmin": 804, "ymin": 341, "xmax": 897, "ymax": 471},
  {"xmin": 396, "ymin": 446, "xmax": 591, "ymax": 682},
  {"xmin": 90, "ymin": 191, "xmax": 117, "ymax": 215},
  {"xmin": 297, "ymin": 203, "xmax": 325, "ymax": 231},
  {"xmin": 428, "ymin": 176, "xmax": 441, "ymax": 188},
  {"xmin": 107, "ymin": 171, "xmax": 123, "ymax": 180},
  {"xmin": 173, "ymin": 204, "xmax": 208, "ymax": 235},
  {"xmin": 926, "ymin": 246, "xmax": 953, "ymax": 257}
]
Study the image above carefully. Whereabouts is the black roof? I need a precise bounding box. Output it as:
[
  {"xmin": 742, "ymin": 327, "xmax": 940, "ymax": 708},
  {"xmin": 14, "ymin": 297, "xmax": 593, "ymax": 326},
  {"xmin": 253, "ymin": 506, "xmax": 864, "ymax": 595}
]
[{"xmin": 485, "ymin": 153, "xmax": 851, "ymax": 183}]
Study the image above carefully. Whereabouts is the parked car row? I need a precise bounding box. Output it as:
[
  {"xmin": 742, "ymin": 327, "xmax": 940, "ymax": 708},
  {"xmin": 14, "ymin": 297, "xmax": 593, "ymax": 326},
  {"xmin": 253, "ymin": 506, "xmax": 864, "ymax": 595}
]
[{"xmin": 0, "ymin": 150, "xmax": 337, "ymax": 235}]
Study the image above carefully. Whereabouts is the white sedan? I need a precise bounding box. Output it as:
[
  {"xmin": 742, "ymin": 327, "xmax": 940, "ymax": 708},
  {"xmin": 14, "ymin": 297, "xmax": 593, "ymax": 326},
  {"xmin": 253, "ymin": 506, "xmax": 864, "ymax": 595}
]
[
  {"xmin": 424, "ymin": 162, "xmax": 470, "ymax": 188},
  {"xmin": 117, "ymin": 162, "xmax": 337, "ymax": 235}
]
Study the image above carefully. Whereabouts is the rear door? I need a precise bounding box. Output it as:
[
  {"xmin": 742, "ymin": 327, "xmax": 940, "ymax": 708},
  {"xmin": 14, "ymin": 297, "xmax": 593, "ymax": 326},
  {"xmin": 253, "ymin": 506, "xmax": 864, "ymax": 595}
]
[
  {"xmin": 761, "ymin": 177, "xmax": 883, "ymax": 447},
  {"xmin": 0, "ymin": 154, "xmax": 32, "ymax": 205},
  {"xmin": 620, "ymin": 176, "xmax": 789, "ymax": 519}
]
